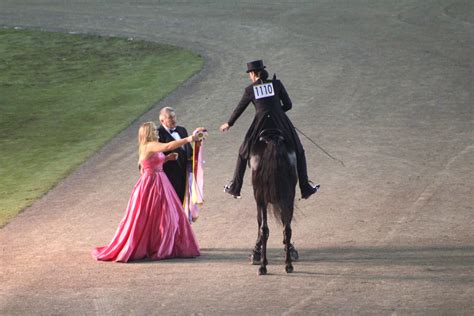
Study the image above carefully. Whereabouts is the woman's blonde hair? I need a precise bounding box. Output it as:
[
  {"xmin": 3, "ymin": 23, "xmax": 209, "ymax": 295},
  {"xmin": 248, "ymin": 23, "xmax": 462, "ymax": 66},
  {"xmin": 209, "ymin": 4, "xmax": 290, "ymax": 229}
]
[{"xmin": 138, "ymin": 122, "xmax": 158, "ymax": 146}]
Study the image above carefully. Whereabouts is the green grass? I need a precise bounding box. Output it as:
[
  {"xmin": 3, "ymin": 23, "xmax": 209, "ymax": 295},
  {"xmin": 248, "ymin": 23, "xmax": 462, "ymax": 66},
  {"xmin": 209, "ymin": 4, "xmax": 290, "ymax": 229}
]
[{"xmin": 0, "ymin": 28, "xmax": 203, "ymax": 227}]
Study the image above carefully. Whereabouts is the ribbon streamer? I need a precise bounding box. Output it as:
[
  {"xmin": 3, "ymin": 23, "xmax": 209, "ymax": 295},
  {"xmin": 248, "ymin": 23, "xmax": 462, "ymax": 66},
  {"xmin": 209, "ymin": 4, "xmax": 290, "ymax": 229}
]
[{"xmin": 183, "ymin": 129, "xmax": 207, "ymax": 222}]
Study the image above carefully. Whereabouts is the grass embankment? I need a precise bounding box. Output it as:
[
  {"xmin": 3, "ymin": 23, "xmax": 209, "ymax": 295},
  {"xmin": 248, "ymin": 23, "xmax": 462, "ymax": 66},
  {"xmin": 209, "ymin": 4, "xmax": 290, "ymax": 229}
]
[{"xmin": 0, "ymin": 28, "xmax": 203, "ymax": 226}]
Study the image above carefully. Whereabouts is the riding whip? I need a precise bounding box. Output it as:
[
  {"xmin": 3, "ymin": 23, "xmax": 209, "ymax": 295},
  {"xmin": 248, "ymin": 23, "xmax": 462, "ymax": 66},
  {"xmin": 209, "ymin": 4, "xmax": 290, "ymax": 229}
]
[{"xmin": 295, "ymin": 127, "xmax": 345, "ymax": 167}]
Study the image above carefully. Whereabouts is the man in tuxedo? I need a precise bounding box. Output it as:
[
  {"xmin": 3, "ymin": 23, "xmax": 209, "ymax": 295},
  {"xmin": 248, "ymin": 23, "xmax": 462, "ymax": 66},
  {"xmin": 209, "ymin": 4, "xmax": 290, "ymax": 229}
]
[{"xmin": 157, "ymin": 106, "xmax": 193, "ymax": 203}]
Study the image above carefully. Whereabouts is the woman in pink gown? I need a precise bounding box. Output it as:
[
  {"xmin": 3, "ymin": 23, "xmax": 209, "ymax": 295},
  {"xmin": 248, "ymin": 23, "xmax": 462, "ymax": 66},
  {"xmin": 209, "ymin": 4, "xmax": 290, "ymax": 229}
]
[{"xmin": 92, "ymin": 122, "xmax": 201, "ymax": 262}]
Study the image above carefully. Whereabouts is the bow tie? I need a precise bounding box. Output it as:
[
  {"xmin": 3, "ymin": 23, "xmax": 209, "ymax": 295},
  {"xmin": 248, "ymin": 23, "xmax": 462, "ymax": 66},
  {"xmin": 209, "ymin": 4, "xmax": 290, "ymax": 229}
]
[{"xmin": 169, "ymin": 128, "xmax": 176, "ymax": 134}]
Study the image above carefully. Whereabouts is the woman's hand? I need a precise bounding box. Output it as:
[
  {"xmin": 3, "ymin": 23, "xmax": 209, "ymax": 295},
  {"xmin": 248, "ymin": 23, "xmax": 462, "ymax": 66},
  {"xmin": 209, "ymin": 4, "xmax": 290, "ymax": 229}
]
[
  {"xmin": 165, "ymin": 153, "xmax": 179, "ymax": 161},
  {"xmin": 192, "ymin": 127, "xmax": 208, "ymax": 141},
  {"xmin": 185, "ymin": 128, "xmax": 208, "ymax": 142},
  {"xmin": 220, "ymin": 123, "xmax": 230, "ymax": 132}
]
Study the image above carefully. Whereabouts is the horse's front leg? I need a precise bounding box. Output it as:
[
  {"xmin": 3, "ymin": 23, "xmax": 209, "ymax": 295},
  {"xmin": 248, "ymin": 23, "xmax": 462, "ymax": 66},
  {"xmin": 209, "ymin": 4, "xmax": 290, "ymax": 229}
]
[
  {"xmin": 258, "ymin": 203, "xmax": 269, "ymax": 275},
  {"xmin": 283, "ymin": 223, "xmax": 294, "ymax": 273}
]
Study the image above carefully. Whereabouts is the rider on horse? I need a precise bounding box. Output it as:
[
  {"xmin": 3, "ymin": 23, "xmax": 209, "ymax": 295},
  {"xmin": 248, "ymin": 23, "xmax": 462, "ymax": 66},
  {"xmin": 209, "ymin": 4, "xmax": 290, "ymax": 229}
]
[{"xmin": 220, "ymin": 59, "xmax": 320, "ymax": 199}]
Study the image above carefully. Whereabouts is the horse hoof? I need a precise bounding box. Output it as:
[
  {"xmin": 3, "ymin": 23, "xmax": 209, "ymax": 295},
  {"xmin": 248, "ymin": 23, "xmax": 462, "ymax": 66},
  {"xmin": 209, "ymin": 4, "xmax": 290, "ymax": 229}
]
[
  {"xmin": 258, "ymin": 266, "xmax": 267, "ymax": 275},
  {"xmin": 285, "ymin": 265, "xmax": 294, "ymax": 273}
]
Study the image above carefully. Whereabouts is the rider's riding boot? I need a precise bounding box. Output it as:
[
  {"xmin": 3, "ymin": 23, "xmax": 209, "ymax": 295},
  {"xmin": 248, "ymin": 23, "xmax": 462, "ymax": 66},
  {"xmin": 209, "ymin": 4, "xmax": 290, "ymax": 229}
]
[
  {"xmin": 297, "ymin": 150, "xmax": 320, "ymax": 199},
  {"xmin": 224, "ymin": 154, "xmax": 246, "ymax": 199}
]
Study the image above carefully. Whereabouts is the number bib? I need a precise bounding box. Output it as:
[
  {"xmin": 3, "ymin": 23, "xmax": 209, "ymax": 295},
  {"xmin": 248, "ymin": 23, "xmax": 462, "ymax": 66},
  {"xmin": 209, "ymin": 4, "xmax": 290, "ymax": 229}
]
[{"xmin": 253, "ymin": 82, "xmax": 275, "ymax": 100}]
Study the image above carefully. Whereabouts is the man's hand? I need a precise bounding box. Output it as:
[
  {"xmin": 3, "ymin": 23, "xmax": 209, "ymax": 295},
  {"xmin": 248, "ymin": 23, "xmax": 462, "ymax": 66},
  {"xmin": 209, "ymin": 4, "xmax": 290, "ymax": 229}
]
[{"xmin": 165, "ymin": 153, "xmax": 179, "ymax": 162}]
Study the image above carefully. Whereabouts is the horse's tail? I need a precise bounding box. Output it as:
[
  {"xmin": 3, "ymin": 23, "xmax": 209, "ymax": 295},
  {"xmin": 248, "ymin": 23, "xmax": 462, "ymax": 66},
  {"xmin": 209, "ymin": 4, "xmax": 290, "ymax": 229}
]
[{"xmin": 255, "ymin": 137, "xmax": 297, "ymax": 225}]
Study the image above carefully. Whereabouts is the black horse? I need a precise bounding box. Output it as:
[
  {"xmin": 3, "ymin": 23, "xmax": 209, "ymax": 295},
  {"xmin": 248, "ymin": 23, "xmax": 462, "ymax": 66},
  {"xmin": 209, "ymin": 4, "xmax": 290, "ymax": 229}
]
[{"xmin": 249, "ymin": 128, "xmax": 298, "ymax": 275}]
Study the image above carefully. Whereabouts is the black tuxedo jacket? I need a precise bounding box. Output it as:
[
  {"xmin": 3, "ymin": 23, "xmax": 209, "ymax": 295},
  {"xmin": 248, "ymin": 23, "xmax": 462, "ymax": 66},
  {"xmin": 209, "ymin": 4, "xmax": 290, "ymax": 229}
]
[{"xmin": 157, "ymin": 125, "xmax": 192, "ymax": 202}]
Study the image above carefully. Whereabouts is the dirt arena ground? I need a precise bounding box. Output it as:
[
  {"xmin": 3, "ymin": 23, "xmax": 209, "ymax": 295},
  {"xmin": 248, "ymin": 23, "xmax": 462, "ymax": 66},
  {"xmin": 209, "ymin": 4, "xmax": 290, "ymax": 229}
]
[{"xmin": 1, "ymin": 0, "xmax": 473, "ymax": 314}]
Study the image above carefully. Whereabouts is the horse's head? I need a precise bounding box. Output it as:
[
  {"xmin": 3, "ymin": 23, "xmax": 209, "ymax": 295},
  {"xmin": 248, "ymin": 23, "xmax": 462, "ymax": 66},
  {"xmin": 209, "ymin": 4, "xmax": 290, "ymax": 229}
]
[
  {"xmin": 251, "ymin": 127, "xmax": 295, "ymax": 172},
  {"xmin": 258, "ymin": 128, "xmax": 285, "ymax": 144}
]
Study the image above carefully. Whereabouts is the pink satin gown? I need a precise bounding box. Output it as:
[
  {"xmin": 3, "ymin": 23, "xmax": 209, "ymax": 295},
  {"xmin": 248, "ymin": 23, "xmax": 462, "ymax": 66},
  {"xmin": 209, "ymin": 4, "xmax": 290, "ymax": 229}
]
[{"xmin": 92, "ymin": 152, "xmax": 200, "ymax": 262}]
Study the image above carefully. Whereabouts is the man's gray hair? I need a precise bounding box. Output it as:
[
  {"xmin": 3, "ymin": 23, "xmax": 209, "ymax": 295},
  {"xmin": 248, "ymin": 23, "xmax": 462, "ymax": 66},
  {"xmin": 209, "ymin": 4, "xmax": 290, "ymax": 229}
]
[{"xmin": 159, "ymin": 106, "xmax": 176, "ymax": 118}]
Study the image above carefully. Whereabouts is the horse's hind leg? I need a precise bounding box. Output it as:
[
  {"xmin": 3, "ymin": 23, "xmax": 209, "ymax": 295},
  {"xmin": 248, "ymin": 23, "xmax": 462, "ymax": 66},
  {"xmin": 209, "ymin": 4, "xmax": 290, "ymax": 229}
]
[
  {"xmin": 258, "ymin": 204, "xmax": 269, "ymax": 275},
  {"xmin": 250, "ymin": 212, "xmax": 263, "ymax": 265},
  {"xmin": 283, "ymin": 223, "xmax": 294, "ymax": 273},
  {"xmin": 286, "ymin": 242, "xmax": 299, "ymax": 261}
]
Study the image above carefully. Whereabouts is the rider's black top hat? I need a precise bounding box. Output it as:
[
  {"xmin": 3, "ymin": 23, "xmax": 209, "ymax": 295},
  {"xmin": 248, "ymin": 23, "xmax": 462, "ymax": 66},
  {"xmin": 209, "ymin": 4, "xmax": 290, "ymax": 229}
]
[{"xmin": 246, "ymin": 60, "xmax": 266, "ymax": 73}]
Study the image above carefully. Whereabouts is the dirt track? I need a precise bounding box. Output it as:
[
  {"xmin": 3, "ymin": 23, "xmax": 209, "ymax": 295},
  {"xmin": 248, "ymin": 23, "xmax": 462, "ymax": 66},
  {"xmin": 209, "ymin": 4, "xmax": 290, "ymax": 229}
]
[{"xmin": 1, "ymin": 1, "xmax": 473, "ymax": 314}]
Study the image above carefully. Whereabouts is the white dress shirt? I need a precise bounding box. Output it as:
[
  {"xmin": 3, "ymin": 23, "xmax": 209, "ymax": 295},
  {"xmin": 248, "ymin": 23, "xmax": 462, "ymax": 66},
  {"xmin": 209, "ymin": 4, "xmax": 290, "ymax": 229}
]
[{"xmin": 165, "ymin": 127, "xmax": 181, "ymax": 140}]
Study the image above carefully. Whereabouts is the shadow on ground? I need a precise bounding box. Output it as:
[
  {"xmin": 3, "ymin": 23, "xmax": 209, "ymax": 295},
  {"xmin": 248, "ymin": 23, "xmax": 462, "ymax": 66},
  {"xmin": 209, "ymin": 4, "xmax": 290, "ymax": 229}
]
[{"xmin": 129, "ymin": 245, "xmax": 474, "ymax": 270}]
